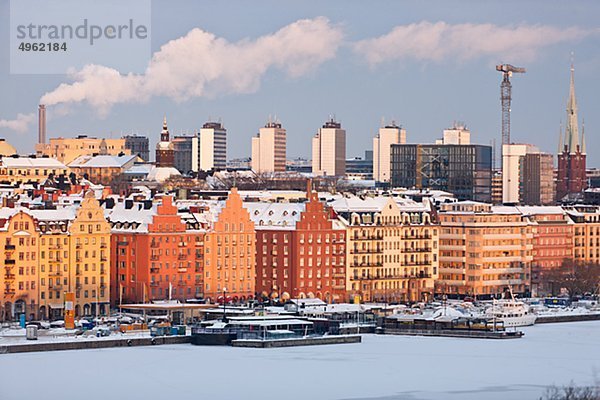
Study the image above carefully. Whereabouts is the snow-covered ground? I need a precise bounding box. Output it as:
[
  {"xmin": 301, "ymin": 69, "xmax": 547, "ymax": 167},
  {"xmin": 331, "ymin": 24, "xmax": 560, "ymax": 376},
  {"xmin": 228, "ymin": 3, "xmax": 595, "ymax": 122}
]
[{"xmin": 2, "ymin": 321, "xmax": 599, "ymax": 400}]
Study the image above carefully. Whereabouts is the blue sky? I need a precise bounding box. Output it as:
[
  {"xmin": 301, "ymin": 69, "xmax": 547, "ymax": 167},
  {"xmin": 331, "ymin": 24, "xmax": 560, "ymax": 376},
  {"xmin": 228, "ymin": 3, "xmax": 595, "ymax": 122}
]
[{"xmin": 1, "ymin": 0, "xmax": 599, "ymax": 165}]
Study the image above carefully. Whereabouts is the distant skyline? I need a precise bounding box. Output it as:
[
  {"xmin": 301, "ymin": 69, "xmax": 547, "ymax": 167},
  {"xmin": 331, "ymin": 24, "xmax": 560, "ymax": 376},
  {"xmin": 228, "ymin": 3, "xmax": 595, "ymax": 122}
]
[{"xmin": 1, "ymin": 0, "xmax": 599, "ymax": 164}]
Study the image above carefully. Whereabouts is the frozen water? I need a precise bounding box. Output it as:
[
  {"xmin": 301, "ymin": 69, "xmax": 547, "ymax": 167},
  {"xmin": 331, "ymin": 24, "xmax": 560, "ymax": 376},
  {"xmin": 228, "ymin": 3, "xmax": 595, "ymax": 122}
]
[{"xmin": 1, "ymin": 321, "xmax": 599, "ymax": 400}]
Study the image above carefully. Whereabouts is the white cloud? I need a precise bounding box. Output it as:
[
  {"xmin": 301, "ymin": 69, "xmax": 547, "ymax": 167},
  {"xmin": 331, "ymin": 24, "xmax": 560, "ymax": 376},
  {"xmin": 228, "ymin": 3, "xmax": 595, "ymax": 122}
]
[
  {"xmin": 354, "ymin": 22, "xmax": 597, "ymax": 65},
  {"xmin": 0, "ymin": 113, "xmax": 36, "ymax": 133},
  {"xmin": 40, "ymin": 17, "xmax": 343, "ymax": 114}
]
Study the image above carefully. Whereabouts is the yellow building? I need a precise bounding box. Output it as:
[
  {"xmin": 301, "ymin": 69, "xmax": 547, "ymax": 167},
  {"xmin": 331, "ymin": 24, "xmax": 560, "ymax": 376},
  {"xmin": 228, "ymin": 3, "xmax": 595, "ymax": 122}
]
[
  {"xmin": 331, "ymin": 196, "xmax": 438, "ymax": 303},
  {"xmin": 0, "ymin": 191, "xmax": 110, "ymax": 321},
  {"xmin": 36, "ymin": 136, "xmax": 130, "ymax": 164},
  {"xmin": 566, "ymin": 205, "xmax": 600, "ymax": 264},
  {"xmin": 437, "ymin": 201, "xmax": 533, "ymax": 298},
  {"xmin": 0, "ymin": 138, "xmax": 17, "ymax": 156},
  {"xmin": 0, "ymin": 156, "xmax": 67, "ymax": 185}
]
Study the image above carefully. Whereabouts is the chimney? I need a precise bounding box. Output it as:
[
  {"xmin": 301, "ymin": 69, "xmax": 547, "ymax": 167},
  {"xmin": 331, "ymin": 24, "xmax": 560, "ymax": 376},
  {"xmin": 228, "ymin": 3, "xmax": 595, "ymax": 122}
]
[{"xmin": 38, "ymin": 104, "xmax": 46, "ymax": 145}]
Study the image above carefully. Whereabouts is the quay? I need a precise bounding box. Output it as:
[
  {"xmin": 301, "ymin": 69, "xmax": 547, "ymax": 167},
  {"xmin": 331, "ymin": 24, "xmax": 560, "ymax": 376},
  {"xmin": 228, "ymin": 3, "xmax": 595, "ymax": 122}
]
[{"xmin": 231, "ymin": 334, "xmax": 361, "ymax": 348}]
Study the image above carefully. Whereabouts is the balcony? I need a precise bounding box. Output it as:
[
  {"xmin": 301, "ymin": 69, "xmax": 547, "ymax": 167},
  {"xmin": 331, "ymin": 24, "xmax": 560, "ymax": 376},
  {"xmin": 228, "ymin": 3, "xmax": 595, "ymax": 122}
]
[
  {"xmin": 76, "ymin": 284, "xmax": 82, "ymax": 290},
  {"xmin": 49, "ymin": 283, "xmax": 62, "ymax": 290},
  {"xmin": 49, "ymin": 258, "xmax": 62, "ymax": 264},
  {"xmin": 76, "ymin": 257, "xmax": 82, "ymax": 262},
  {"xmin": 100, "ymin": 257, "xmax": 108, "ymax": 262},
  {"xmin": 4, "ymin": 288, "xmax": 15, "ymax": 295},
  {"xmin": 177, "ymin": 268, "xmax": 187, "ymax": 273},
  {"xmin": 100, "ymin": 283, "xmax": 107, "ymax": 289},
  {"xmin": 401, "ymin": 247, "xmax": 432, "ymax": 253},
  {"xmin": 100, "ymin": 243, "xmax": 107, "ymax": 249},
  {"xmin": 150, "ymin": 267, "xmax": 160, "ymax": 273},
  {"xmin": 150, "ymin": 281, "xmax": 159, "ymax": 287},
  {"xmin": 100, "ymin": 268, "xmax": 106, "ymax": 275},
  {"xmin": 150, "ymin": 255, "xmax": 160, "ymax": 261},
  {"xmin": 178, "ymin": 254, "xmax": 187, "ymax": 260},
  {"xmin": 4, "ymin": 259, "xmax": 15, "ymax": 265},
  {"xmin": 4, "ymin": 244, "xmax": 15, "ymax": 250},
  {"xmin": 76, "ymin": 244, "xmax": 82, "ymax": 249},
  {"xmin": 49, "ymin": 270, "xmax": 62, "ymax": 277},
  {"xmin": 49, "ymin": 244, "xmax": 62, "ymax": 250},
  {"xmin": 195, "ymin": 253, "xmax": 203, "ymax": 259},
  {"xmin": 4, "ymin": 273, "xmax": 15, "ymax": 280},
  {"xmin": 150, "ymin": 242, "xmax": 159, "ymax": 248},
  {"xmin": 195, "ymin": 267, "xmax": 202, "ymax": 273}
]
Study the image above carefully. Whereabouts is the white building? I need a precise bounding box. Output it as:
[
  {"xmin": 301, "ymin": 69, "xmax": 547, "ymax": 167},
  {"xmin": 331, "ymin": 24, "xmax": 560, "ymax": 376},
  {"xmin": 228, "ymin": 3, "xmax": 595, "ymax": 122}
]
[
  {"xmin": 436, "ymin": 122, "xmax": 471, "ymax": 145},
  {"xmin": 373, "ymin": 122, "xmax": 406, "ymax": 182},
  {"xmin": 502, "ymin": 143, "xmax": 538, "ymax": 204},
  {"xmin": 251, "ymin": 120, "xmax": 286, "ymax": 173},
  {"xmin": 312, "ymin": 118, "xmax": 346, "ymax": 176},
  {"xmin": 199, "ymin": 122, "xmax": 227, "ymax": 171}
]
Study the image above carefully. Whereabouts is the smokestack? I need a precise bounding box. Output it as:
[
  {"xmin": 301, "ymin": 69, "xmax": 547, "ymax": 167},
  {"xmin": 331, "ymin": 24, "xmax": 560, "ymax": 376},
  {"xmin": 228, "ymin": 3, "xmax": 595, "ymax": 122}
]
[{"xmin": 38, "ymin": 104, "xmax": 46, "ymax": 144}]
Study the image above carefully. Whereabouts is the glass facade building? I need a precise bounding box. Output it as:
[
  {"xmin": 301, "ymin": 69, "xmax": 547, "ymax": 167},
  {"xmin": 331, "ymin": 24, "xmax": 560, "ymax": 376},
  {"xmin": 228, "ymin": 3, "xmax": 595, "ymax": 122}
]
[{"xmin": 390, "ymin": 144, "xmax": 492, "ymax": 202}]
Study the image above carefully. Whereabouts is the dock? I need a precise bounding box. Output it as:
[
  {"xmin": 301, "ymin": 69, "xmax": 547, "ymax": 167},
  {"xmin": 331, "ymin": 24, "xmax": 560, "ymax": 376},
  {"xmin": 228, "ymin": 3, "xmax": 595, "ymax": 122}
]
[
  {"xmin": 379, "ymin": 328, "xmax": 524, "ymax": 339},
  {"xmin": 0, "ymin": 335, "xmax": 191, "ymax": 354},
  {"xmin": 231, "ymin": 334, "xmax": 361, "ymax": 348},
  {"xmin": 535, "ymin": 313, "xmax": 600, "ymax": 324}
]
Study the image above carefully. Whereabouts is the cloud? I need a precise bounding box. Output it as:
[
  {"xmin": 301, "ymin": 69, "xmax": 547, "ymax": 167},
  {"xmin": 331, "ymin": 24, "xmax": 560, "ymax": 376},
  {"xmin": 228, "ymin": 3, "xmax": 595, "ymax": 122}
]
[
  {"xmin": 40, "ymin": 17, "xmax": 343, "ymax": 114},
  {"xmin": 354, "ymin": 22, "xmax": 597, "ymax": 65},
  {"xmin": 0, "ymin": 113, "xmax": 36, "ymax": 133}
]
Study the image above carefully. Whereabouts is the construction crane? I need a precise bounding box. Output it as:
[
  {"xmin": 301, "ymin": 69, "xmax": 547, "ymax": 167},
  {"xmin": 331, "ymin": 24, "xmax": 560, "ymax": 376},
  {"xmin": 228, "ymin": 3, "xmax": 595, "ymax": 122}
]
[{"xmin": 496, "ymin": 64, "xmax": 526, "ymax": 145}]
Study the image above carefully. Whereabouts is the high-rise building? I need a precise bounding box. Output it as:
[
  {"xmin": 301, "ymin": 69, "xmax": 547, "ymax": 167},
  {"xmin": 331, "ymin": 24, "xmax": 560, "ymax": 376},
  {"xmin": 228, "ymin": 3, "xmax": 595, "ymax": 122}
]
[
  {"xmin": 491, "ymin": 170, "xmax": 503, "ymax": 204},
  {"xmin": 502, "ymin": 143, "xmax": 529, "ymax": 204},
  {"xmin": 199, "ymin": 122, "xmax": 227, "ymax": 171},
  {"xmin": 373, "ymin": 122, "xmax": 406, "ymax": 182},
  {"xmin": 503, "ymin": 144, "xmax": 554, "ymax": 205},
  {"xmin": 172, "ymin": 135, "xmax": 195, "ymax": 174},
  {"xmin": 390, "ymin": 143, "xmax": 492, "ymax": 202},
  {"xmin": 520, "ymin": 152, "xmax": 555, "ymax": 205},
  {"xmin": 557, "ymin": 64, "xmax": 587, "ymax": 201},
  {"xmin": 251, "ymin": 120, "xmax": 287, "ymax": 174},
  {"xmin": 156, "ymin": 117, "xmax": 174, "ymax": 168},
  {"xmin": 312, "ymin": 118, "xmax": 346, "ymax": 176},
  {"xmin": 123, "ymin": 134, "xmax": 150, "ymax": 161}
]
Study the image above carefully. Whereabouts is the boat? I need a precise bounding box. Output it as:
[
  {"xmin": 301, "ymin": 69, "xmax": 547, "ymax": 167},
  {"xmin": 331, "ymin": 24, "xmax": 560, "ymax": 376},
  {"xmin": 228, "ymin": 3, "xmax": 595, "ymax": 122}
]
[
  {"xmin": 485, "ymin": 289, "xmax": 536, "ymax": 327},
  {"xmin": 190, "ymin": 321, "xmax": 238, "ymax": 345}
]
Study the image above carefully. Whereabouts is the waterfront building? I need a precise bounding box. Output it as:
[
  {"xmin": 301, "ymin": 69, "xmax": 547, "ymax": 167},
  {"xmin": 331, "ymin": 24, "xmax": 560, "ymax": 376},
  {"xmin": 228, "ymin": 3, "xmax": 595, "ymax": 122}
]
[
  {"xmin": 331, "ymin": 195, "xmax": 438, "ymax": 303},
  {"xmin": 247, "ymin": 182, "xmax": 346, "ymax": 303},
  {"xmin": 437, "ymin": 201, "xmax": 533, "ymax": 298}
]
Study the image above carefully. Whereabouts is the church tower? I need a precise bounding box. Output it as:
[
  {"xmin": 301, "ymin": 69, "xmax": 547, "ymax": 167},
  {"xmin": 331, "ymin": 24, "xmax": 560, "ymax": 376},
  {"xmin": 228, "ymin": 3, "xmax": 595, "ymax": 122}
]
[
  {"xmin": 556, "ymin": 63, "xmax": 587, "ymax": 201},
  {"xmin": 156, "ymin": 116, "xmax": 175, "ymax": 167}
]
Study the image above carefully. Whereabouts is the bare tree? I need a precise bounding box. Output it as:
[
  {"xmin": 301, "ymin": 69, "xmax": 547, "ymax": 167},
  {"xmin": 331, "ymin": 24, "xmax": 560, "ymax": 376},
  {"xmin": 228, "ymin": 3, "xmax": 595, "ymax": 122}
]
[
  {"xmin": 541, "ymin": 382, "xmax": 600, "ymax": 400},
  {"xmin": 540, "ymin": 259, "xmax": 600, "ymax": 299}
]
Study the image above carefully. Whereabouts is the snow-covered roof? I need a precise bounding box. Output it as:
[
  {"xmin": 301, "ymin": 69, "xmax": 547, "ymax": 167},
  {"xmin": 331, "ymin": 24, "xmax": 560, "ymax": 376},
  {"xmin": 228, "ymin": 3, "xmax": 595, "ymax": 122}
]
[
  {"xmin": 69, "ymin": 154, "xmax": 137, "ymax": 168},
  {"xmin": 328, "ymin": 196, "xmax": 390, "ymax": 213},
  {"xmin": 146, "ymin": 167, "xmax": 181, "ymax": 183},
  {"xmin": 1, "ymin": 157, "xmax": 66, "ymax": 168},
  {"xmin": 105, "ymin": 201, "xmax": 157, "ymax": 233},
  {"xmin": 244, "ymin": 202, "xmax": 305, "ymax": 230}
]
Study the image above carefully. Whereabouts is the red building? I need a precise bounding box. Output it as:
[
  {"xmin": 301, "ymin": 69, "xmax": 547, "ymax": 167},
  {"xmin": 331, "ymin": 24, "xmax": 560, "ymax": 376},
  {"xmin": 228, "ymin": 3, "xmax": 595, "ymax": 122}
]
[
  {"xmin": 557, "ymin": 65, "xmax": 586, "ymax": 201},
  {"xmin": 248, "ymin": 182, "xmax": 346, "ymax": 303},
  {"xmin": 108, "ymin": 196, "xmax": 204, "ymax": 306}
]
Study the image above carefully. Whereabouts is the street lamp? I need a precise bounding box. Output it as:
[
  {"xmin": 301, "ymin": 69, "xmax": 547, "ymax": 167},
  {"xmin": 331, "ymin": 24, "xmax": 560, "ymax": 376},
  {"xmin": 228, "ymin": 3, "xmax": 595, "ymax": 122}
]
[{"xmin": 222, "ymin": 287, "xmax": 227, "ymax": 322}]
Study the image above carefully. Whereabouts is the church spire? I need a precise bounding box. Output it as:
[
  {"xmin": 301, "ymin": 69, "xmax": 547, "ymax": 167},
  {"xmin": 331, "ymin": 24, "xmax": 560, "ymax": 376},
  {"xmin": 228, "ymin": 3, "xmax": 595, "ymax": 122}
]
[
  {"xmin": 566, "ymin": 61, "xmax": 580, "ymax": 154},
  {"xmin": 161, "ymin": 115, "xmax": 170, "ymax": 142}
]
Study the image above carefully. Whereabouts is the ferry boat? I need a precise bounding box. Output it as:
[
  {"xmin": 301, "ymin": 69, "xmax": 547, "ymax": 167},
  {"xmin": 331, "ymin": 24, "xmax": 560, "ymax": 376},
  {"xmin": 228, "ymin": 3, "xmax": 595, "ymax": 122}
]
[{"xmin": 485, "ymin": 290, "xmax": 537, "ymax": 327}]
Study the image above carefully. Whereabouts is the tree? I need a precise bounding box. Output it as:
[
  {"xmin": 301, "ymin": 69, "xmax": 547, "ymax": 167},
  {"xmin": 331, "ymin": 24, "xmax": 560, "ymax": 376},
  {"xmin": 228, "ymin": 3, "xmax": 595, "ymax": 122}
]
[{"xmin": 540, "ymin": 259, "xmax": 600, "ymax": 299}]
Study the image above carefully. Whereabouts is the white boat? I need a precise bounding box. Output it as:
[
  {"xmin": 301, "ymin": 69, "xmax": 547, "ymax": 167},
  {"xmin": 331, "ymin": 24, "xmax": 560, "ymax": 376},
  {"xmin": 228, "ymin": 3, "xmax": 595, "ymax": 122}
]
[{"xmin": 485, "ymin": 291, "xmax": 537, "ymax": 327}]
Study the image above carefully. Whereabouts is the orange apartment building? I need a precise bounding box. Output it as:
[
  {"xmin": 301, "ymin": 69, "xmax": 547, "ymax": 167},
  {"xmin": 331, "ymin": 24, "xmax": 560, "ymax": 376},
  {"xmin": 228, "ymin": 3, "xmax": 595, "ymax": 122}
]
[
  {"xmin": 202, "ymin": 188, "xmax": 256, "ymax": 303},
  {"xmin": 437, "ymin": 202, "xmax": 533, "ymax": 298},
  {"xmin": 108, "ymin": 188, "xmax": 255, "ymax": 306}
]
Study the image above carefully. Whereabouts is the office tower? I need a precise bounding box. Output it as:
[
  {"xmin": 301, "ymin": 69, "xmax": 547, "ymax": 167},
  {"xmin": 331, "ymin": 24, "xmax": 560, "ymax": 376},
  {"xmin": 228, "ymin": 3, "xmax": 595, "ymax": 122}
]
[
  {"xmin": 251, "ymin": 120, "xmax": 287, "ymax": 173},
  {"xmin": 312, "ymin": 118, "xmax": 346, "ymax": 176},
  {"xmin": 373, "ymin": 122, "xmax": 406, "ymax": 182},
  {"xmin": 199, "ymin": 121, "xmax": 227, "ymax": 171}
]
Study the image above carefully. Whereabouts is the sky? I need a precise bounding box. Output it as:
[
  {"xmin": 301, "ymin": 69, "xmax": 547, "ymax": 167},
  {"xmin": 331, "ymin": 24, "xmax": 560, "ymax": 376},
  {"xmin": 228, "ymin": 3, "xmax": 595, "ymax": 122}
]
[{"xmin": 0, "ymin": 0, "xmax": 599, "ymax": 165}]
